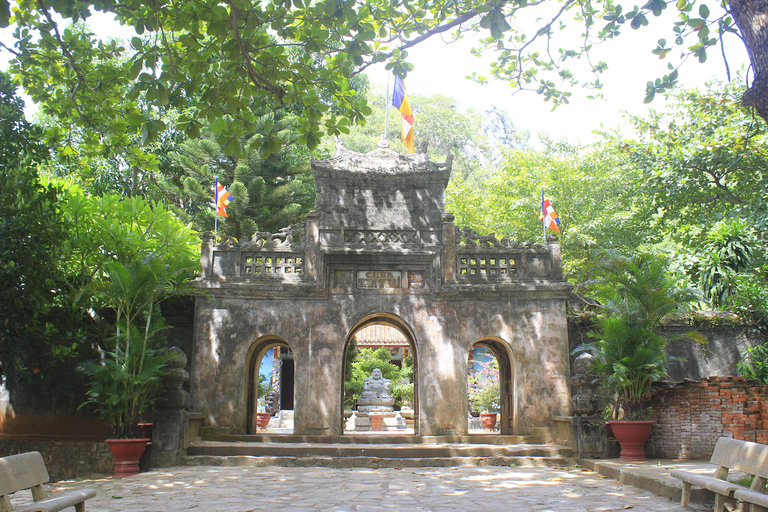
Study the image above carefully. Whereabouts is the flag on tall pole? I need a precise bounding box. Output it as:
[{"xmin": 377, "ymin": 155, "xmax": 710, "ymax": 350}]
[
  {"xmin": 541, "ymin": 190, "xmax": 561, "ymax": 234},
  {"xmin": 216, "ymin": 180, "xmax": 233, "ymax": 217},
  {"xmin": 214, "ymin": 177, "xmax": 233, "ymax": 240},
  {"xmin": 392, "ymin": 76, "xmax": 415, "ymax": 154}
]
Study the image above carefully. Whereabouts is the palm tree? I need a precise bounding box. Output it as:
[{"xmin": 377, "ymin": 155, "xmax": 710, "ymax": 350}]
[{"xmin": 579, "ymin": 249, "xmax": 704, "ymax": 420}]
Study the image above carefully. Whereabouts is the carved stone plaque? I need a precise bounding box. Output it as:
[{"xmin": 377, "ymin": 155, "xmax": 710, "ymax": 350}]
[{"xmin": 356, "ymin": 270, "xmax": 403, "ymax": 290}]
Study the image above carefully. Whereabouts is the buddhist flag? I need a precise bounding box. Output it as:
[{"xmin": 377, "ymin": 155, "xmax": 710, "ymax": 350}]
[
  {"xmin": 392, "ymin": 76, "xmax": 415, "ymax": 154},
  {"xmin": 541, "ymin": 190, "xmax": 561, "ymax": 234},
  {"xmin": 215, "ymin": 179, "xmax": 233, "ymax": 217}
]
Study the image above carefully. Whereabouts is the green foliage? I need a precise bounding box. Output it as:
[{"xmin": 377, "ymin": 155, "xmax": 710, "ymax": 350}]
[
  {"xmin": 468, "ymin": 356, "xmax": 500, "ymax": 413},
  {"xmin": 345, "ymin": 347, "xmax": 413, "ymax": 409},
  {"xmin": 161, "ymin": 115, "xmax": 315, "ymax": 239},
  {"xmin": 79, "ymin": 344, "xmax": 166, "ymax": 439},
  {"xmin": 738, "ymin": 342, "xmax": 768, "ymax": 384},
  {"xmin": 51, "ymin": 178, "xmax": 199, "ymax": 307},
  {"xmin": 730, "ymin": 265, "xmax": 768, "ymax": 326},
  {"xmin": 79, "ymin": 252, "xmax": 196, "ymax": 438},
  {"xmin": 579, "ymin": 249, "xmax": 704, "ymax": 419},
  {"xmin": 623, "ymin": 78, "xmax": 768, "ymax": 238},
  {"xmin": 0, "ymin": 73, "xmax": 93, "ymax": 387},
  {"xmin": 447, "ymin": 138, "xmax": 654, "ymax": 283},
  {"xmin": 695, "ymin": 219, "xmax": 760, "ymax": 307},
  {"xmin": 4, "ymin": 0, "xmax": 756, "ymax": 161},
  {"xmin": 256, "ymin": 374, "xmax": 269, "ymax": 412},
  {"xmin": 0, "ymin": 161, "xmax": 88, "ymax": 383},
  {"xmin": 0, "ymin": 70, "xmax": 46, "ymax": 164}
]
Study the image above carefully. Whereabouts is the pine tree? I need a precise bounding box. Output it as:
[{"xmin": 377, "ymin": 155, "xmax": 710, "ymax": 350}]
[{"xmin": 159, "ymin": 112, "xmax": 315, "ymax": 240}]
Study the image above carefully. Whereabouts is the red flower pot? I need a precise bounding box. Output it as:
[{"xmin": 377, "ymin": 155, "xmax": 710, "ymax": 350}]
[
  {"xmin": 106, "ymin": 438, "xmax": 150, "ymax": 478},
  {"xmin": 606, "ymin": 420, "xmax": 654, "ymax": 461},
  {"xmin": 256, "ymin": 412, "xmax": 271, "ymax": 429},
  {"xmin": 480, "ymin": 412, "xmax": 498, "ymax": 429}
]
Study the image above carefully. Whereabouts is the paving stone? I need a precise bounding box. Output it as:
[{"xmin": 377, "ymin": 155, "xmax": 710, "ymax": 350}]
[{"xmin": 6, "ymin": 465, "xmax": 708, "ymax": 511}]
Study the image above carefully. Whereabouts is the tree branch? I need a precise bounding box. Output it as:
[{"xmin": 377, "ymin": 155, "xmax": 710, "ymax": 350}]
[
  {"xmin": 39, "ymin": 1, "xmax": 93, "ymax": 102},
  {"xmin": 355, "ymin": 4, "xmax": 489, "ymax": 75},
  {"xmin": 227, "ymin": 2, "xmax": 285, "ymax": 102}
]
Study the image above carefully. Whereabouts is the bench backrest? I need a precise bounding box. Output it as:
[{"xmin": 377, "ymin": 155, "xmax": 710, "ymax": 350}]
[
  {"xmin": 711, "ymin": 437, "xmax": 768, "ymax": 479},
  {"xmin": 0, "ymin": 452, "xmax": 50, "ymax": 496}
]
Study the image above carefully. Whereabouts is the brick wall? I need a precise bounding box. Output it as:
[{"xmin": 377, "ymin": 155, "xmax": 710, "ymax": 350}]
[{"xmin": 647, "ymin": 377, "xmax": 768, "ymax": 459}]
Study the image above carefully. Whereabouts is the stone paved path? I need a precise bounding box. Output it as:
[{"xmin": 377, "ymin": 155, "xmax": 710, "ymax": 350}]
[{"xmin": 11, "ymin": 465, "xmax": 711, "ymax": 511}]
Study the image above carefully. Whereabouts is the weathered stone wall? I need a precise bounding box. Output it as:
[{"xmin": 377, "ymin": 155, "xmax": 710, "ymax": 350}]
[
  {"xmin": 568, "ymin": 314, "xmax": 765, "ymax": 382},
  {"xmin": 0, "ymin": 439, "xmax": 112, "ymax": 482},
  {"xmin": 191, "ymin": 145, "xmax": 573, "ymax": 438},
  {"xmin": 647, "ymin": 377, "xmax": 768, "ymax": 459},
  {"xmin": 191, "ymin": 294, "xmax": 571, "ymax": 436}
]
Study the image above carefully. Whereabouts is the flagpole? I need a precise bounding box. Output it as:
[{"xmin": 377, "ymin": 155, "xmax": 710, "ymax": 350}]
[
  {"xmin": 214, "ymin": 176, "xmax": 219, "ymax": 240},
  {"xmin": 384, "ymin": 71, "xmax": 390, "ymax": 141},
  {"xmin": 541, "ymin": 189, "xmax": 546, "ymax": 242}
]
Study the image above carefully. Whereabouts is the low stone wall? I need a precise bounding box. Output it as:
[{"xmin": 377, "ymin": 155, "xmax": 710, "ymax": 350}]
[
  {"xmin": 0, "ymin": 439, "xmax": 113, "ymax": 482},
  {"xmin": 647, "ymin": 376, "xmax": 768, "ymax": 459}
]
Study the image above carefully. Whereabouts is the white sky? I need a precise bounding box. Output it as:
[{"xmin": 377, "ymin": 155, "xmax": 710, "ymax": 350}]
[
  {"xmin": 363, "ymin": 11, "xmax": 750, "ymax": 146},
  {"xmin": 0, "ymin": 7, "xmax": 750, "ymax": 147}
]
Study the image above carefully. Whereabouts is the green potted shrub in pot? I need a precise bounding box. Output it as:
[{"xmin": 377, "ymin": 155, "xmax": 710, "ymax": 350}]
[
  {"xmin": 578, "ymin": 250, "xmax": 704, "ymax": 460},
  {"xmin": 468, "ymin": 357, "xmax": 500, "ymax": 429},
  {"xmin": 80, "ymin": 255, "xmax": 195, "ymax": 477}
]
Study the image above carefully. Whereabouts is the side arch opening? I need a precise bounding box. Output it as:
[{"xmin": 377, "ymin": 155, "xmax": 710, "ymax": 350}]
[
  {"xmin": 340, "ymin": 314, "xmax": 419, "ymax": 435},
  {"xmin": 468, "ymin": 338, "xmax": 517, "ymax": 435},
  {"xmin": 245, "ymin": 337, "xmax": 295, "ymax": 434}
]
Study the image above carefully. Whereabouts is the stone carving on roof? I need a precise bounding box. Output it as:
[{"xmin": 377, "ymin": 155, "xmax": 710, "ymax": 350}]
[
  {"xmin": 311, "ymin": 138, "xmax": 452, "ymax": 175},
  {"xmin": 215, "ymin": 224, "xmax": 305, "ymax": 250},
  {"xmin": 455, "ymin": 226, "xmax": 548, "ymax": 251}
]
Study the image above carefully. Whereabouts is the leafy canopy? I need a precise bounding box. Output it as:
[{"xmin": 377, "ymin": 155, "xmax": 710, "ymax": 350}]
[{"xmin": 0, "ymin": 0, "xmax": 752, "ymax": 160}]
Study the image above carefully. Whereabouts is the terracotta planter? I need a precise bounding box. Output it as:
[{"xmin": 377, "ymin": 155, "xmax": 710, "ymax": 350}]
[
  {"xmin": 606, "ymin": 420, "xmax": 654, "ymax": 461},
  {"xmin": 105, "ymin": 438, "xmax": 150, "ymax": 478},
  {"xmin": 480, "ymin": 412, "xmax": 497, "ymax": 429},
  {"xmin": 256, "ymin": 412, "xmax": 271, "ymax": 429}
]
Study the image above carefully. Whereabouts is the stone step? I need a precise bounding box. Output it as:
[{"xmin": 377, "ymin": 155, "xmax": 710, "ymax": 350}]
[
  {"xmin": 190, "ymin": 440, "xmax": 568, "ymax": 457},
  {"xmin": 185, "ymin": 441, "xmax": 573, "ymax": 468},
  {"xmin": 182, "ymin": 454, "xmax": 573, "ymax": 469},
  {"xmin": 199, "ymin": 431, "xmax": 536, "ymax": 445}
]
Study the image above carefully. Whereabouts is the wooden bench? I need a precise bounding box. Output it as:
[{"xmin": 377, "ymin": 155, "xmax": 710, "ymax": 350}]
[
  {"xmin": 0, "ymin": 452, "xmax": 96, "ymax": 512},
  {"xmin": 671, "ymin": 437, "xmax": 768, "ymax": 512}
]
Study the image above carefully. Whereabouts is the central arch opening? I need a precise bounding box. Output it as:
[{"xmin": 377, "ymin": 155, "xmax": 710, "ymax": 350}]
[{"xmin": 340, "ymin": 314, "xmax": 419, "ymax": 435}]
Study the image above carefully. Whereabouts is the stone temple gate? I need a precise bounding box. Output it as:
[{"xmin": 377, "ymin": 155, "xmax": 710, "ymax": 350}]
[{"xmin": 190, "ymin": 141, "xmax": 573, "ymax": 437}]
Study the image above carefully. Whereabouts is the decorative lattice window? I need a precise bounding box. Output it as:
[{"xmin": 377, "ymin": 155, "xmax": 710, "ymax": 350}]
[
  {"xmin": 241, "ymin": 253, "xmax": 303, "ymax": 276},
  {"xmin": 458, "ymin": 254, "xmax": 517, "ymax": 277}
]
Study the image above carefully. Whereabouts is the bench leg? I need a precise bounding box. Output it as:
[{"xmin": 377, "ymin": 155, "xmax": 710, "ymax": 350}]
[
  {"xmin": 681, "ymin": 482, "xmax": 692, "ymax": 507},
  {"xmin": 714, "ymin": 493, "xmax": 728, "ymax": 512},
  {"xmin": 75, "ymin": 503, "xmax": 86, "ymax": 512}
]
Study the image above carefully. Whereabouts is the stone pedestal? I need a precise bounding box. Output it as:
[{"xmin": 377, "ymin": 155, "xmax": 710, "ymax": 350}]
[
  {"xmin": 352, "ymin": 411, "xmax": 406, "ymax": 432},
  {"xmin": 151, "ymin": 347, "xmax": 190, "ymax": 468},
  {"xmin": 570, "ymin": 352, "xmax": 605, "ymax": 459}
]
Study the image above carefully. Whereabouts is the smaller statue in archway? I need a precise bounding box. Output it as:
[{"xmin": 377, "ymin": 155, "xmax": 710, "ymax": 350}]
[
  {"xmin": 358, "ymin": 368, "xmax": 395, "ymax": 412},
  {"xmin": 265, "ymin": 389, "xmax": 281, "ymax": 416}
]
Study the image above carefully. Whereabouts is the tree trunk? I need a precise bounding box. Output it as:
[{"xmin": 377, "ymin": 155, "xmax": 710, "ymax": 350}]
[{"xmin": 729, "ymin": 0, "xmax": 768, "ymax": 120}]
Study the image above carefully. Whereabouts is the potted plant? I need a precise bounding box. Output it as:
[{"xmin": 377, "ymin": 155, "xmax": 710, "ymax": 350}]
[
  {"xmin": 578, "ymin": 249, "xmax": 704, "ymax": 460},
  {"xmin": 80, "ymin": 255, "xmax": 195, "ymax": 477},
  {"xmin": 468, "ymin": 357, "xmax": 500, "ymax": 429}
]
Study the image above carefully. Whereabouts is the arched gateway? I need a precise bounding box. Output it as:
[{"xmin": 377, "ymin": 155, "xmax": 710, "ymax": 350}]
[{"xmin": 190, "ymin": 142, "xmax": 572, "ymax": 437}]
